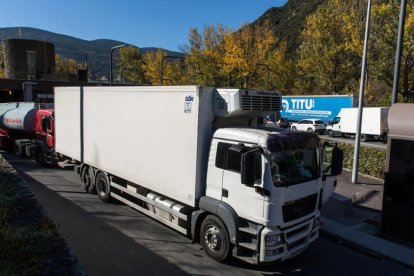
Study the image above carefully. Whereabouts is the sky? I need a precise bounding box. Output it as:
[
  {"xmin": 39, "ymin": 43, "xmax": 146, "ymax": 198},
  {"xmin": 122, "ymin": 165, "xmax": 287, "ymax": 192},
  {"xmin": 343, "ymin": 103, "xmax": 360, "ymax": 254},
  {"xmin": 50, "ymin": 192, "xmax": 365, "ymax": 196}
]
[{"xmin": 0, "ymin": 0, "xmax": 287, "ymax": 52}]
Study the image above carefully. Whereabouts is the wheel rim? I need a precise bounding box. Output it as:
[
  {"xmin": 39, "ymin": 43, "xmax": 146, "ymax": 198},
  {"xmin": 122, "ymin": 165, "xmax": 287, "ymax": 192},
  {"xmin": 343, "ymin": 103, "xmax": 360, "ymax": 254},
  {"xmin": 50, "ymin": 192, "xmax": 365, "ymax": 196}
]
[
  {"xmin": 97, "ymin": 179, "xmax": 107, "ymax": 197},
  {"xmin": 204, "ymin": 225, "xmax": 222, "ymax": 251}
]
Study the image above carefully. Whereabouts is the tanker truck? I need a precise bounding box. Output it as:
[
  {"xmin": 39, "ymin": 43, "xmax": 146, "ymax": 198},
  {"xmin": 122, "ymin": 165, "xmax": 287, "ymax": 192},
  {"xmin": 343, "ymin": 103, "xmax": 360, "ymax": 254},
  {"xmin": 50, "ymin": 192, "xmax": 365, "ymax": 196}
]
[
  {"xmin": 53, "ymin": 85, "xmax": 343, "ymax": 264},
  {"xmin": 0, "ymin": 102, "xmax": 55, "ymax": 164}
]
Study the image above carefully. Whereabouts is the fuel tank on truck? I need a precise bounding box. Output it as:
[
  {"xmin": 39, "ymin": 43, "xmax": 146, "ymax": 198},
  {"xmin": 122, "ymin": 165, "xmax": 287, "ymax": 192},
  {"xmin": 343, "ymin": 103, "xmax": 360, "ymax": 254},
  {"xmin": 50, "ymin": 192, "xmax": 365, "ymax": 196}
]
[{"xmin": 0, "ymin": 102, "xmax": 37, "ymax": 133}]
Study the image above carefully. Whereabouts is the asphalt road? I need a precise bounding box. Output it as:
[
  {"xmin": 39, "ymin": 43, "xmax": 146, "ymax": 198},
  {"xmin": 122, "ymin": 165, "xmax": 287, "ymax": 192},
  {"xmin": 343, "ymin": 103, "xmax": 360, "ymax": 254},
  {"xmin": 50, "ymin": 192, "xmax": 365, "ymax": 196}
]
[{"xmin": 4, "ymin": 152, "xmax": 413, "ymax": 276}]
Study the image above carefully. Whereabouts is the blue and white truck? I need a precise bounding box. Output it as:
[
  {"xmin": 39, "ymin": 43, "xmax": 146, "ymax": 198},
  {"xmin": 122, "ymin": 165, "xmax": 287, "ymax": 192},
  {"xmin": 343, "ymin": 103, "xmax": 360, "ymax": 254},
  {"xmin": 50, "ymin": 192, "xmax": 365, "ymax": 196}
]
[{"xmin": 280, "ymin": 95, "xmax": 360, "ymax": 123}]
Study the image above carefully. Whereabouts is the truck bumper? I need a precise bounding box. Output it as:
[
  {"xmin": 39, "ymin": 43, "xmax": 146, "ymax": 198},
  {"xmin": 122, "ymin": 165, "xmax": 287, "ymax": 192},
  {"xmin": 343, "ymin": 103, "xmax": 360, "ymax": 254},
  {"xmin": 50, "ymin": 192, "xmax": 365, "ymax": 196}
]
[{"xmin": 259, "ymin": 214, "xmax": 320, "ymax": 263}]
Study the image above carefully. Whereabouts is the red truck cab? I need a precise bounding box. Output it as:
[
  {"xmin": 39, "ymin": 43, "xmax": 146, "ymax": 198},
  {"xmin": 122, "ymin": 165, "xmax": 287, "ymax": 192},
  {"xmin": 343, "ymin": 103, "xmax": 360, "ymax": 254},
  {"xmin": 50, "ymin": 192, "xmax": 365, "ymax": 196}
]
[{"xmin": 35, "ymin": 109, "xmax": 54, "ymax": 148}]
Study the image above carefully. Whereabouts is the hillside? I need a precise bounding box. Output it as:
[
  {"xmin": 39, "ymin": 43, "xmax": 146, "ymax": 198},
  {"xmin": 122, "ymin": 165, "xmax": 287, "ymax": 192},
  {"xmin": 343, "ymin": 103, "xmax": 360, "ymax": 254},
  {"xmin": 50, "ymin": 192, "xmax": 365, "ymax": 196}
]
[
  {"xmin": 251, "ymin": 0, "xmax": 325, "ymax": 58},
  {"xmin": 0, "ymin": 27, "xmax": 182, "ymax": 79},
  {"xmin": 0, "ymin": 1, "xmax": 325, "ymax": 80}
]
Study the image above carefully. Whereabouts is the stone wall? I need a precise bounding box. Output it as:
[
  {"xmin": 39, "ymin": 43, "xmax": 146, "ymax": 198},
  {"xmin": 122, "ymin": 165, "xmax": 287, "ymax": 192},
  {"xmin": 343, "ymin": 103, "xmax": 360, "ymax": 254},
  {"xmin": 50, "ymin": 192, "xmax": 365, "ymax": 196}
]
[{"xmin": 3, "ymin": 39, "xmax": 55, "ymax": 80}]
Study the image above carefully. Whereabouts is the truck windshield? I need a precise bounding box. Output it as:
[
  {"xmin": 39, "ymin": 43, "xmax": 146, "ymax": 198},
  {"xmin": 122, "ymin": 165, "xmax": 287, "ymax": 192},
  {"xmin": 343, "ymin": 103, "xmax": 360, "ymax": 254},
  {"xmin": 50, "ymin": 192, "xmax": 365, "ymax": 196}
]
[{"xmin": 267, "ymin": 132, "xmax": 320, "ymax": 187}]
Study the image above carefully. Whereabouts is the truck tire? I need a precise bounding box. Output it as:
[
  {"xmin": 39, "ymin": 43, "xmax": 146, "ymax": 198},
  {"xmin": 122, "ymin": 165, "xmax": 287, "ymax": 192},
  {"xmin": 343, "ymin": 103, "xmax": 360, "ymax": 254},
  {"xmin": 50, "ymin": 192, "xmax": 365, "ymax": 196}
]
[
  {"xmin": 36, "ymin": 149, "xmax": 46, "ymax": 166},
  {"xmin": 14, "ymin": 141, "xmax": 24, "ymax": 157},
  {"xmin": 200, "ymin": 215, "xmax": 231, "ymax": 262},
  {"xmin": 96, "ymin": 172, "xmax": 111, "ymax": 202},
  {"xmin": 291, "ymin": 126, "xmax": 297, "ymax": 131},
  {"xmin": 361, "ymin": 134, "xmax": 368, "ymax": 142},
  {"xmin": 81, "ymin": 166, "xmax": 95, "ymax": 194},
  {"xmin": 328, "ymin": 130, "xmax": 334, "ymax": 137},
  {"xmin": 307, "ymin": 128, "xmax": 313, "ymax": 132}
]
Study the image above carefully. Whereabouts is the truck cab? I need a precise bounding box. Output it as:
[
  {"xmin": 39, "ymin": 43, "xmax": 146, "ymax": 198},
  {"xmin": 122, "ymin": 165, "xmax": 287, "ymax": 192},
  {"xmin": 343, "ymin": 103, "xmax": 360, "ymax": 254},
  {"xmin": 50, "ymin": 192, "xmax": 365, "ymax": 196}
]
[
  {"xmin": 201, "ymin": 127, "xmax": 341, "ymax": 263},
  {"xmin": 34, "ymin": 109, "xmax": 55, "ymax": 164}
]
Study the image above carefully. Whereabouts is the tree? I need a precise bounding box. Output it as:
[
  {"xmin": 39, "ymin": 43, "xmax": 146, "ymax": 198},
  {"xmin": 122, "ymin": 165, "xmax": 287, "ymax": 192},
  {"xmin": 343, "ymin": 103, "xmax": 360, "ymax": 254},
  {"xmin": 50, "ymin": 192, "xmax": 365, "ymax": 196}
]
[
  {"xmin": 371, "ymin": 0, "xmax": 414, "ymax": 103},
  {"xmin": 118, "ymin": 46, "xmax": 147, "ymax": 84},
  {"xmin": 142, "ymin": 49, "xmax": 183, "ymax": 85},
  {"xmin": 54, "ymin": 54, "xmax": 80, "ymax": 75},
  {"xmin": 181, "ymin": 24, "xmax": 229, "ymax": 86},
  {"xmin": 297, "ymin": 0, "xmax": 363, "ymax": 95},
  {"xmin": 266, "ymin": 42, "xmax": 296, "ymax": 94},
  {"xmin": 223, "ymin": 20, "xmax": 275, "ymax": 88}
]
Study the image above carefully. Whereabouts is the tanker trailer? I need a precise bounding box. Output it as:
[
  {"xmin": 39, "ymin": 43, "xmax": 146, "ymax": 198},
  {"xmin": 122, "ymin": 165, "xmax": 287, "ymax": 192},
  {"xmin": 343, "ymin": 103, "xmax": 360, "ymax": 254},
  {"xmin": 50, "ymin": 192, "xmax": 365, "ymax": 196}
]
[{"xmin": 0, "ymin": 102, "xmax": 54, "ymax": 162}]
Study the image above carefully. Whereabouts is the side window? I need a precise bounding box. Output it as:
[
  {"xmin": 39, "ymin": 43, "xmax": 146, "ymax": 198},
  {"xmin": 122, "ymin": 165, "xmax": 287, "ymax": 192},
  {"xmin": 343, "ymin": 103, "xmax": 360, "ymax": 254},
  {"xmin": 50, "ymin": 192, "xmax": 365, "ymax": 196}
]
[
  {"xmin": 215, "ymin": 142, "xmax": 228, "ymax": 169},
  {"xmin": 254, "ymin": 151, "xmax": 262, "ymax": 184},
  {"xmin": 216, "ymin": 142, "xmax": 262, "ymax": 182},
  {"xmin": 215, "ymin": 142, "xmax": 242, "ymax": 173},
  {"xmin": 227, "ymin": 147, "xmax": 242, "ymax": 173},
  {"xmin": 41, "ymin": 117, "xmax": 52, "ymax": 132}
]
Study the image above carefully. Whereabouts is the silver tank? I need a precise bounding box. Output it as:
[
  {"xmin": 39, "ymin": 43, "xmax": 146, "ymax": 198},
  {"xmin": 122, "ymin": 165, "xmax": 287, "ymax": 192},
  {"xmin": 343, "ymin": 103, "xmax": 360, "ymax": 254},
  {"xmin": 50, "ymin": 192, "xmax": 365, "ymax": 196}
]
[{"xmin": 0, "ymin": 102, "xmax": 37, "ymax": 132}]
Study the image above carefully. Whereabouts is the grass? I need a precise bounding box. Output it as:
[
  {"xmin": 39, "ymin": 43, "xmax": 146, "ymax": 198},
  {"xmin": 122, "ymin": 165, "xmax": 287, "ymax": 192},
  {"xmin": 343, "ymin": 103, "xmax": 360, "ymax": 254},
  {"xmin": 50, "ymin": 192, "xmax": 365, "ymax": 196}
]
[{"xmin": 0, "ymin": 176, "xmax": 59, "ymax": 275}]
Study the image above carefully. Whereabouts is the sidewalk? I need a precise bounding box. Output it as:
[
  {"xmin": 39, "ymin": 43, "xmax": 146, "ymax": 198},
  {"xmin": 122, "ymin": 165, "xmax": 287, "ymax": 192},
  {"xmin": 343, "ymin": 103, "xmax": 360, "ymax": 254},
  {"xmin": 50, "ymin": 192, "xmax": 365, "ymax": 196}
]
[{"xmin": 320, "ymin": 169, "xmax": 414, "ymax": 268}]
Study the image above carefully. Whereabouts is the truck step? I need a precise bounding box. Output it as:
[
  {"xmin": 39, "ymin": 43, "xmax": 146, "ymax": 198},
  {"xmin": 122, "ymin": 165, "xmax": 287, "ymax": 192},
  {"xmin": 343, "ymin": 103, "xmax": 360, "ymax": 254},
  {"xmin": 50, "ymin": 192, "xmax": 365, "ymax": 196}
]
[
  {"xmin": 57, "ymin": 161, "xmax": 77, "ymax": 169},
  {"xmin": 239, "ymin": 226, "xmax": 259, "ymax": 236},
  {"xmin": 238, "ymin": 242, "xmax": 257, "ymax": 251},
  {"xmin": 233, "ymin": 254, "xmax": 258, "ymax": 264}
]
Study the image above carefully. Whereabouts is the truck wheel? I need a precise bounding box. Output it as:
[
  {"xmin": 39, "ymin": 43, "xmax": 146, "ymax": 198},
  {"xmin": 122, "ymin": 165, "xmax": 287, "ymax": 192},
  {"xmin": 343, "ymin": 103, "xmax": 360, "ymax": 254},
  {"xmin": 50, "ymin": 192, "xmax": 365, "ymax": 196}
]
[
  {"xmin": 328, "ymin": 130, "xmax": 334, "ymax": 137},
  {"xmin": 200, "ymin": 215, "xmax": 231, "ymax": 262},
  {"xmin": 307, "ymin": 128, "xmax": 313, "ymax": 132},
  {"xmin": 291, "ymin": 126, "xmax": 297, "ymax": 131},
  {"xmin": 96, "ymin": 172, "xmax": 111, "ymax": 202},
  {"xmin": 361, "ymin": 134, "xmax": 368, "ymax": 142},
  {"xmin": 81, "ymin": 166, "xmax": 95, "ymax": 194},
  {"xmin": 14, "ymin": 141, "xmax": 24, "ymax": 157},
  {"xmin": 36, "ymin": 149, "xmax": 46, "ymax": 165}
]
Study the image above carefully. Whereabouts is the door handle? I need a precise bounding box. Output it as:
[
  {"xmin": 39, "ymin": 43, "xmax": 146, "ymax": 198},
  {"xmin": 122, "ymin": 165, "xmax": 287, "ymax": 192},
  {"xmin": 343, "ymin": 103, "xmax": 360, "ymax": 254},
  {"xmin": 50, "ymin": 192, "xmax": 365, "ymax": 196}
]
[{"xmin": 222, "ymin": 189, "xmax": 228, "ymax": 198}]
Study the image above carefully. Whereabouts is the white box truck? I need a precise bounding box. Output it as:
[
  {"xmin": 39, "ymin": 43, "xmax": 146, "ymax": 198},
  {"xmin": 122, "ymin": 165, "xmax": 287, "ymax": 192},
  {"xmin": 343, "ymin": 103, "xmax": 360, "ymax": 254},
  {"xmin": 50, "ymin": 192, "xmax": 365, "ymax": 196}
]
[
  {"xmin": 54, "ymin": 86, "xmax": 342, "ymax": 264},
  {"xmin": 326, "ymin": 107, "xmax": 389, "ymax": 142}
]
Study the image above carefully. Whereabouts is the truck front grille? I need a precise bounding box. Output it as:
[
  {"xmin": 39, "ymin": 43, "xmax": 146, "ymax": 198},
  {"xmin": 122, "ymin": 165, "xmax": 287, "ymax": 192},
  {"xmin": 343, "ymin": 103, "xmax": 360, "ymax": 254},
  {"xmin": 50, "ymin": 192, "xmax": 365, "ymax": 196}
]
[
  {"xmin": 241, "ymin": 95, "xmax": 281, "ymax": 111},
  {"xmin": 282, "ymin": 194, "xmax": 318, "ymax": 222}
]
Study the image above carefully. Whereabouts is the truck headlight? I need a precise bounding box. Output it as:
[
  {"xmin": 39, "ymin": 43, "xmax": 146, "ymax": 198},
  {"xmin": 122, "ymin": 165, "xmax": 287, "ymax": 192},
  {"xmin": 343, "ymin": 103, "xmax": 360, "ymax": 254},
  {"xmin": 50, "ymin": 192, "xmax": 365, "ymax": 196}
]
[{"xmin": 265, "ymin": 234, "xmax": 283, "ymax": 247}]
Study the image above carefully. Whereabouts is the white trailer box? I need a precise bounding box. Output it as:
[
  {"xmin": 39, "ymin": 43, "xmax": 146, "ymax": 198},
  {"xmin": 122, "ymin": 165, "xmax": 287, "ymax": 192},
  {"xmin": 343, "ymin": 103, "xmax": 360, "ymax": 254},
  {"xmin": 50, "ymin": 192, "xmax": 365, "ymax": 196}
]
[
  {"xmin": 55, "ymin": 86, "xmax": 280, "ymax": 207},
  {"xmin": 55, "ymin": 86, "xmax": 217, "ymax": 207},
  {"xmin": 339, "ymin": 107, "xmax": 389, "ymax": 135}
]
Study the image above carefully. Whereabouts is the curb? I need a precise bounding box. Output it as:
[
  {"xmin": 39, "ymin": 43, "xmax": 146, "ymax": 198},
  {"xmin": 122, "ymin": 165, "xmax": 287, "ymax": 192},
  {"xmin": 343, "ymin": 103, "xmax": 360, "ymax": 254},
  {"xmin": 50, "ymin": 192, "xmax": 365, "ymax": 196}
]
[{"xmin": 320, "ymin": 216, "xmax": 414, "ymax": 269}]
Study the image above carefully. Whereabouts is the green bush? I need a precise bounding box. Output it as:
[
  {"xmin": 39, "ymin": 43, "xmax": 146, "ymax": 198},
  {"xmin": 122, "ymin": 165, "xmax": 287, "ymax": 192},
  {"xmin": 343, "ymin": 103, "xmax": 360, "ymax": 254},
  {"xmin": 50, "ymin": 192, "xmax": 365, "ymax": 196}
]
[{"xmin": 337, "ymin": 143, "xmax": 386, "ymax": 179}]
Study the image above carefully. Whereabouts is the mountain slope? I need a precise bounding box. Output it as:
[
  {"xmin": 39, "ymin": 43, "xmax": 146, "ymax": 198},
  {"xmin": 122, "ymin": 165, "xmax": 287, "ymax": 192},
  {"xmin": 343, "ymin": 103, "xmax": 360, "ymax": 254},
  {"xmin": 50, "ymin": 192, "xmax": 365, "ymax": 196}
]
[
  {"xmin": 251, "ymin": 0, "xmax": 325, "ymax": 58},
  {"xmin": 0, "ymin": 27, "xmax": 182, "ymax": 79}
]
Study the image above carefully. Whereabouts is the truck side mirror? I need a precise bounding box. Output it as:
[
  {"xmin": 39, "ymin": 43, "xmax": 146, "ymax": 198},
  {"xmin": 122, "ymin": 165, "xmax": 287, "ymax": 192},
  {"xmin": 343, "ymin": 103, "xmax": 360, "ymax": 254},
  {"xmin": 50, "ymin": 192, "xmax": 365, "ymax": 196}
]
[
  {"xmin": 241, "ymin": 149, "xmax": 260, "ymax": 186},
  {"xmin": 330, "ymin": 146, "xmax": 343, "ymax": 176},
  {"xmin": 322, "ymin": 143, "xmax": 344, "ymax": 176}
]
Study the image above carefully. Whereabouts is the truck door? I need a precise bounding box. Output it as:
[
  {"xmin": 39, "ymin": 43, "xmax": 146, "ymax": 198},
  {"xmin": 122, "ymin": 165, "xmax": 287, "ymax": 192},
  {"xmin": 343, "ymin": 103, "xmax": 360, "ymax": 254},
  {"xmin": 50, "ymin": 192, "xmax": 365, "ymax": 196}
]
[
  {"xmin": 40, "ymin": 116, "xmax": 54, "ymax": 147},
  {"xmin": 219, "ymin": 141, "xmax": 264, "ymax": 223}
]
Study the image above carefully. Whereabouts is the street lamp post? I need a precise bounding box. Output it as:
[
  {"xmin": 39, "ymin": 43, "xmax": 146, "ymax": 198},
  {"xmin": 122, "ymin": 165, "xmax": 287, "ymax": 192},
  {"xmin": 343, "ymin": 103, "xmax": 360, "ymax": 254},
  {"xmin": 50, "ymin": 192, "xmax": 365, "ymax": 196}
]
[
  {"xmin": 391, "ymin": 0, "xmax": 407, "ymax": 104},
  {"xmin": 160, "ymin": 55, "xmax": 181, "ymax": 85},
  {"xmin": 110, "ymin": 44, "xmax": 126, "ymax": 86}
]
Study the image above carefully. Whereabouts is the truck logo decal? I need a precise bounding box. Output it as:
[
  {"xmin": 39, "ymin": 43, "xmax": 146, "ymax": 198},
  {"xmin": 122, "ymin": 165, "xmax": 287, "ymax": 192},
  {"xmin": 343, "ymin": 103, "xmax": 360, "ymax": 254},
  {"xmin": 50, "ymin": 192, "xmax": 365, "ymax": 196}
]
[{"xmin": 184, "ymin": 95, "xmax": 194, "ymax": 113}]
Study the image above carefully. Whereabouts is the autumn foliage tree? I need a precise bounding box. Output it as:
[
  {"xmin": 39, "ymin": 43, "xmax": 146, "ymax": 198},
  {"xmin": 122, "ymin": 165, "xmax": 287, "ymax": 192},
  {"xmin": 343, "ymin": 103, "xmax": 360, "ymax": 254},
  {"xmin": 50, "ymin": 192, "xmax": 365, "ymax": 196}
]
[
  {"xmin": 297, "ymin": 0, "xmax": 363, "ymax": 95},
  {"xmin": 118, "ymin": 46, "xmax": 147, "ymax": 85},
  {"xmin": 371, "ymin": 0, "xmax": 414, "ymax": 103},
  {"xmin": 54, "ymin": 54, "xmax": 81, "ymax": 75},
  {"xmin": 223, "ymin": 21, "xmax": 275, "ymax": 88}
]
